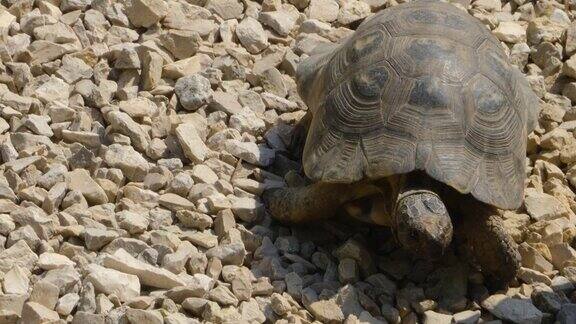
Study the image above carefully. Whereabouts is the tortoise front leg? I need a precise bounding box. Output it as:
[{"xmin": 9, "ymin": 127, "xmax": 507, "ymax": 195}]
[
  {"xmin": 450, "ymin": 195, "xmax": 520, "ymax": 289},
  {"xmin": 263, "ymin": 182, "xmax": 378, "ymax": 224}
]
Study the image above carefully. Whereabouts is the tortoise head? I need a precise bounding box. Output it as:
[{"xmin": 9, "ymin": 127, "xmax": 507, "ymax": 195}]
[{"xmin": 394, "ymin": 191, "xmax": 453, "ymax": 259}]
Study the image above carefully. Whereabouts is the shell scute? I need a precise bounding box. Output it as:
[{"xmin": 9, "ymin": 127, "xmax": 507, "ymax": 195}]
[{"xmin": 300, "ymin": 1, "xmax": 538, "ymax": 209}]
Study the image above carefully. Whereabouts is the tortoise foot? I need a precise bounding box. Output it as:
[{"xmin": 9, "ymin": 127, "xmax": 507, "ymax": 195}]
[{"xmin": 457, "ymin": 209, "xmax": 520, "ymax": 290}]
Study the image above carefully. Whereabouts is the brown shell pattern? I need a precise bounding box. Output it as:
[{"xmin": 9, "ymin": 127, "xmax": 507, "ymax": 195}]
[{"xmin": 300, "ymin": 1, "xmax": 539, "ymax": 210}]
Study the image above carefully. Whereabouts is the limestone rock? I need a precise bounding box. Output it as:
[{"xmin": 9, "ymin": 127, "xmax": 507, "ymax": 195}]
[
  {"xmin": 175, "ymin": 123, "xmax": 209, "ymax": 163},
  {"xmin": 308, "ymin": 299, "xmax": 344, "ymax": 323},
  {"xmin": 236, "ymin": 17, "xmax": 269, "ymax": 54},
  {"xmin": 103, "ymin": 249, "xmax": 186, "ymax": 289},
  {"xmin": 86, "ymin": 264, "xmax": 141, "ymax": 302},
  {"xmin": 66, "ymin": 169, "xmax": 108, "ymax": 205},
  {"xmin": 338, "ymin": 0, "xmax": 371, "ymax": 25},
  {"xmin": 0, "ymin": 240, "xmax": 38, "ymax": 274},
  {"xmin": 126, "ymin": 0, "xmax": 168, "ymax": 28},
  {"xmin": 37, "ymin": 253, "xmax": 75, "ymax": 270},
  {"xmin": 29, "ymin": 281, "xmax": 59, "ymax": 310},
  {"xmin": 493, "ymin": 21, "xmax": 526, "ymax": 43},
  {"xmin": 103, "ymin": 144, "xmax": 150, "ymax": 182},
  {"xmin": 224, "ymin": 139, "xmax": 275, "ymax": 167},
  {"xmin": 3, "ymin": 266, "xmax": 29, "ymax": 295},
  {"xmin": 524, "ymin": 189, "xmax": 569, "ymax": 221},
  {"xmin": 308, "ymin": 0, "xmax": 340, "ymax": 22},
  {"xmin": 21, "ymin": 302, "xmax": 59, "ymax": 324},
  {"xmin": 175, "ymin": 74, "xmax": 213, "ymax": 111}
]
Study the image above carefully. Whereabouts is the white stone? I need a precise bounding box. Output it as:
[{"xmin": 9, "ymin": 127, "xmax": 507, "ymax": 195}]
[
  {"xmin": 163, "ymin": 54, "xmax": 213, "ymax": 80},
  {"xmin": 236, "ymin": 17, "xmax": 269, "ymax": 54},
  {"xmin": 56, "ymin": 293, "xmax": 80, "ymax": 316},
  {"xmin": 176, "ymin": 123, "xmax": 209, "ymax": 163},
  {"xmin": 3, "ymin": 266, "xmax": 29, "ymax": 295},
  {"xmin": 549, "ymin": 243, "xmax": 576, "ymax": 269},
  {"xmin": 338, "ymin": 0, "xmax": 371, "ymax": 25},
  {"xmin": 259, "ymin": 10, "xmax": 298, "ymax": 36},
  {"xmin": 524, "ymin": 189, "xmax": 570, "ymax": 221},
  {"xmin": 175, "ymin": 74, "xmax": 213, "ymax": 111},
  {"xmin": 125, "ymin": 0, "xmax": 167, "ymax": 28},
  {"xmin": 33, "ymin": 76, "xmax": 69, "ymax": 106},
  {"xmin": 21, "ymin": 302, "xmax": 59, "ymax": 324},
  {"xmin": 308, "ymin": 0, "xmax": 339, "ymax": 22},
  {"xmin": 66, "ymin": 169, "xmax": 108, "ymax": 205},
  {"xmin": 224, "ymin": 139, "xmax": 275, "ymax": 167},
  {"xmin": 118, "ymin": 97, "xmax": 158, "ymax": 118},
  {"xmin": 191, "ymin": 164, "xmax": 219, "ymax": 184},
  {"xmin": 37, "ymin": 253, "xmax": 75, "ymax": 270},
  {"xmin": 0, "ymin": 10, "xmax": 16, "ymax": 41},
  {"xmin": 104, "ymin": 144, "xmax": 150, "ymax": 182},
  {"xmin": 0, "ymin": 240, "xmax": 38, "ymax": 274},
  {"xmin": 86, "ymin": 264, "xmax": 141, "ymax": 302},
  {"xmin": 493, "ymin": 21, "xmax": 526, "ymax": 43},
  {"xmin": 103, "ymin": 249, "xmax": 186, "ymax": 289}
]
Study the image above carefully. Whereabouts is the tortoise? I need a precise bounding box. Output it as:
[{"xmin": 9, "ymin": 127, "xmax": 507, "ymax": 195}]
[{"xmin": 263, "ymin": 0, "xmax": 539, "ymax": 285}]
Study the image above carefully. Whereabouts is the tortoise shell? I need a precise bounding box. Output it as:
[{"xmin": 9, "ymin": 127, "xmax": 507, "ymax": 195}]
[{"xmin": 297, "ymin": 1, "xmax": 539, "ymax": 210}]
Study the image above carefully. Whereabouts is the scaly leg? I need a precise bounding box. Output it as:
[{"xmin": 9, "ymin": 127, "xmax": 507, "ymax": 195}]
[
  {"xmin": 447, "ymin": 193, "xmax": 520, "ymax": 289},
  {"xmin": 263, "ymin": 181, "xmax": 378, "ymax": 224}
]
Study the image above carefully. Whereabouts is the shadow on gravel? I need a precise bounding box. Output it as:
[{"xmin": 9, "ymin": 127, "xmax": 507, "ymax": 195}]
[{"xmin": 257, "ymin": 151, "xmax": 491, "ymax": 322}]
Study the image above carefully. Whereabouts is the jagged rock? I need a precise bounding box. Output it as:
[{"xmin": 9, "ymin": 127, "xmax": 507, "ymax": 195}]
[
  {"xmin": 86, "ymin": 264, "xmax": 141, "ymax": 302},
  {"xmin": 482, "ymin": 294, "xmax": 543, "ymax": 324},
  {"xmin": 125, "ymin": 0, "xmax": 167, "ymax": 28},
  {"xmin": 103, "ymin": 249, "xmax": 186, "ymax": 289},
  {"xmin": 0, "ymin": 240, "xmax": 38, "ymax": 274},
  {"xmin": 338, "ymin": 0, "xmax": 371, "ymax": 25},
  {"xmin": 159, "ymin": 30, "xmax": 201, "ymax": 60},
  {"xmin": 206, "ymin": 243, "xmax": 246, "ymax": 266},
  {"xmin": 3, "ymin": 266, "xmax": 29, "ymax": 295},
  {"xmin": 163, "ymin": 54, "xmax": 213, "ymax": 80},
  {"xmin": 125, "ymin": 308, "xmax": 163, "ymax": 324},
  {"xmin": 236, "ymin": 17, "xmax": 269, "ymax": 54},
  {"xmin": 175, "ymin": 123, "xmax": 209, "ymax": 163},
  {"xmin": 493, "ymin": 21, "xmax": 526, "ymax": 43},
  {"xmin": 308, "ymin": 0, "xmax": 339, "ymax": 22},
  {"xmin": 37, "ymin": 253, "xmax": 75, "ymax": 270},
  {"xmin": 21, "ymin": 302, "xmax": 59, "ymax": 324},
  {"xmin": 308, "ymin": 299, "xmax": 344, "ymax": 323},
  {"xmin": 524, "ymin": 189, "xmax": 569, "ymax": 221},
  {"xmin": 175, "ymin": 74, "xmax": 213, "ymax": 111},
  {"xmin": 103, "ymin": 144, "xmax": 150, "ymax": 182},
  {"xmin": 66, "ymin": 169, "xmax": 108, "ymax": 205}
]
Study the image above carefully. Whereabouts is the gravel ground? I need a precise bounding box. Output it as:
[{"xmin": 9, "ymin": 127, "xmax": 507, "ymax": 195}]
[{"xmin": 0, "ymin": 0, "xmax": 575, "ymax": 323}]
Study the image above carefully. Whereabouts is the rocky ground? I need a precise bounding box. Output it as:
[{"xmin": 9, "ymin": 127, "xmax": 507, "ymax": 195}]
[{"xmin": 0, "ymin": 0, "xmax": 575, "ymax": 323}]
